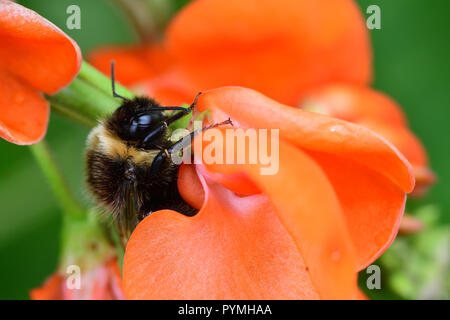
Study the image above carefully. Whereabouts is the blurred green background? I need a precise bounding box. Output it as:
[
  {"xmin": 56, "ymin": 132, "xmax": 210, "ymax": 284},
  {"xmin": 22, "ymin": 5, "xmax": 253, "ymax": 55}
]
[{"xmin": 0, "ymin": 0, "xmax": 448, "ymax": 299}]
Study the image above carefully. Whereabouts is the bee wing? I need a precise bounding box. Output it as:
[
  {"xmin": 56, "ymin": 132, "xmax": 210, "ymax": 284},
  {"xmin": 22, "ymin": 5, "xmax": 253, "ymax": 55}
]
[{"xmin": 115, "ymin": 187, "xmax": 139, "ymax": 248}]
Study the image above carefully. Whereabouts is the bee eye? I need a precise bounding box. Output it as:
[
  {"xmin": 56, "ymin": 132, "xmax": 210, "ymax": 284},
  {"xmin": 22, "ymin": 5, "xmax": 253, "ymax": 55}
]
[
  {"xmin": 128, "ymin": 114, "xmax": 154, "ymax": 138},
  {"xmin": 133, "ymin": 114, "xmax": 152, "ymax": 126}
]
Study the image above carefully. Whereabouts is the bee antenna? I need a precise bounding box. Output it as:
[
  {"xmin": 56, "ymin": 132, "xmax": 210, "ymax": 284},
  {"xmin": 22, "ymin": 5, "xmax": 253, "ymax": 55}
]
[{"xmin": 111, "ymin": 60, "xmax": 128, "ymax": 100}]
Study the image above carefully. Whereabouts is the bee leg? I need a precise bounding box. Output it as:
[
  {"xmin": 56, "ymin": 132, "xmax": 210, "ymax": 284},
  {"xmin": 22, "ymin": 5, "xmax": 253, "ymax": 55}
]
[
  {"xmin": 169, "ymin": 117, "xmax": 233, "ymax": 156},
  {"xmin": 140, "ymin": 93, "xmax": 202, "ymax": 147},
  {"xmin": 149, "ymin": 118, "xmax": 233, "ymax": 176}
]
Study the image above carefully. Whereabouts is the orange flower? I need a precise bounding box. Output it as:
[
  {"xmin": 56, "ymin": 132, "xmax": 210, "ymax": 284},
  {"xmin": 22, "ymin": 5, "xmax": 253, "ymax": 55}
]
[
  {"xmin": 86, "ymin": 0, "xmax": 421, "ymax": 299},
  {"xmin": 0, "ymin": 0, "xmax": 81, "ymax": 144},
  {"xmin": 89, "ymin": 0, "xmax": 371, "ymax": 106},
  {"xmin": 89, "ymin": 0, "xmax": 433, "ymax": 196},
  {"xmin": 89, "ymin": 44, "xmax": 171, "ymax": 87},
  {"xmin": 301, "ymin": 83, "xmax": 435, "ymax": 196},
  {"xmin": 30, "ymin": 259, "xmax": 124, "ymax": 300},
  {"xmin": 123, "ymin": 87, "xmax": 414, "ymax": 299}
]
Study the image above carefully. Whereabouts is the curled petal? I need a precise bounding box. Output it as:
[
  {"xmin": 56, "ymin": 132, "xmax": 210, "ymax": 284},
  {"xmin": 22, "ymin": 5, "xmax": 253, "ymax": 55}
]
[
  {"xmin": 193, "ymin": 134, "xmax": 358, "ymax": 299},
  {"xmin": 178, "ymin": 163, "xmax": 260, "ymax": 211},
  {"xmin": 0, "ymin": 0, "xmax": 81, "ymax": 94},
  {"xmin": 197, "ymin": 87, "xmax": 415, "ymax": 193},
  {"xmin": 167, "ymin": 0, "xmax": 371, "ymax": 105},
  {"xmin": 194, "ymin": 87, "xmax": 415, "ymax": 271},
  {"xmin": 177, "ymin": 164, "xmax": 204, "ymax": 209},
  {"xmin": 361, "ymin": 121, "xmax": 435, "ymax": 195},
  {"xmin": 308, "ymin": 151, "xmax": 406, "ymax": 270},
  {"xmin": 197, "ymin": 165, "xmax": 261, "ymax": 196},
  {"xmin": 0, "ymin": 69, "xmax": 49, "ymax": 145},
  {"xmin": 299, "ymin": 84, "xmax": 434, "ymax": 196}
]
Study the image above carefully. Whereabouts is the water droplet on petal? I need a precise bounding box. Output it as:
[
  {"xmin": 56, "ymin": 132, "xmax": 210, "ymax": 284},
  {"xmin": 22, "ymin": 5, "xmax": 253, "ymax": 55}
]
[
  {"xmin": 14, "ymin": 92, "xmax": 25, "ymax": 104},
  {"xmin": 331, "ymin": 249, "xmax": 341, "ymax": 262},
  {"xmin": 328, "ymin": 124, "xmax": 346, "ymax": 133}
]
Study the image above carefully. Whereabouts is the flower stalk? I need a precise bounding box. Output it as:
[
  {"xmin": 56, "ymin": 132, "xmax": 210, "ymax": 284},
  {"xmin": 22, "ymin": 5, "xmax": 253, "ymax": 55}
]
[
  {"xmin": 47, "ymin": 61, "xmax": 134, "ymax": 126},
  {"xmin": 29, "ymin": 141, "xmax": 85, "ymax": 220},
  {"xmin": 29, "ymin": 141, "xmax": 116, "ymax": 272}
]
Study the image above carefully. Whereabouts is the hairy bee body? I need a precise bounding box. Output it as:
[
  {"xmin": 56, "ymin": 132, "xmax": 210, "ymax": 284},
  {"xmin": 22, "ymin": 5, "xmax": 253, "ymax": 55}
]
[{"xmin": 85, "ymin": 97, "xmax": 196, "ymax": 236}]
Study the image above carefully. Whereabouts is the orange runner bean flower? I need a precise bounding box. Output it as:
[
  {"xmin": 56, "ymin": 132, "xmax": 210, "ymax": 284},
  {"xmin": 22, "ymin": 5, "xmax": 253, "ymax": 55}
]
[
  {"xmin": 89, "ymin": 0, "xmax": 418, "ymax": 296},
  {"xmin": 301, "ymin": 83, "xmax": 435, "ymax": 196},
  {"xmin": 89, "ymin": 0, "xmax": 371, "ymax": 106},
  {"xmin": 89, "ymin": 0, "xmax": 434, "ymax": 196},
  {"xmin": 89, "ymin": 0, "xmax": 433, "ymax": 198},
  {"xmin": 123, "ymin": 87, "xmax": 415, "ymax": 299},
  {"xmin": 5, "ymin": 0, "xmax": 419, "ymax": 299},
  {"xmin": 0, "ymin": 0, "xmax": 81, "ymax": 144}
]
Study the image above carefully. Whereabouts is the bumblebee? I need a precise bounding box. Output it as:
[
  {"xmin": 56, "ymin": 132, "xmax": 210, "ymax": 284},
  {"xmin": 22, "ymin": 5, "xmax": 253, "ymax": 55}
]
[{"xmin": 86, "ymin": 62, "xmax": 230, "ymax": 243}]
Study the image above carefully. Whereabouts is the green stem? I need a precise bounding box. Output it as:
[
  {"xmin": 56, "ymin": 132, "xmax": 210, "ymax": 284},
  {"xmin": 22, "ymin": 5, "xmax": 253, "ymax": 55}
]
[
  {"xmin": 46, "ymin": 61, "xmax": 134, "ymax": 125},
  {"xmin": 59, "ymin": 210, "xmax": 115, "ymax": 272},
  {"xmin": 29, "ymin": 141, "xmax": 86, "ymax": 220},
  {"xmin": 30, "ymin": 141, "xmax": 116, "ymax": 271},
  {"xmin": 50, "ymin": 100, "xmax": 96, "ymax": 127}
]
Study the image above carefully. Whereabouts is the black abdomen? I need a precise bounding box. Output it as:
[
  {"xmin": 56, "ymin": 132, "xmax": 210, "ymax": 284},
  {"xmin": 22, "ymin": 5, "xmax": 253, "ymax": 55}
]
[{"xmin": 86, "ymin": 148, "xmax": 197, "ymax": 223}]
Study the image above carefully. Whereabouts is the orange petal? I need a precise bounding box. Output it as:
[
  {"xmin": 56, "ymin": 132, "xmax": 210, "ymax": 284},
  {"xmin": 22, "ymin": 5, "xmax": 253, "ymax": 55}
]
[
  {"xmin": 0, "ymin": 69, "xmax": 49, "ymax": 145},
  {"xmin": 191, "ymin": 131, "xmax": 358, "ymax": 299},
  {"xmin": 125, "ymin": 178, "xmax": 320, "ymax": 299},
  {"xmin": 301, "ymin": 84, "xmax": 407, "ymax": 126},
  {"xmin": 30, "ymin": 274, "xmax": 64, "ymax": 300},
  {"xmin": 139, "ymin": 70, "xmax": 197, "ymax": 106},
  {"xmin": 197, "ymin": 164, "xmax": 261, "ymax": 196},
  {"xmin": 167, "ymin": 0, "xmax": 371, "ymax": 105},
  {"xmin": 299, "ymin": 84, "xmax": 433, "ymax": 196},
  {"xmin": 356, "ymin": 289, "xmax": 368, "ymax": 300},
  {"xmin": 89, "ymin": 45, "xmax": 171, "ymax": 86},
  {"xmin": 177, "ymin": 164, "xmax": 204, "ymax": 209},
  {"xmin": 361, "ymin": 121, "xmax": 435, "ymax": 196},
  {"xmin": 361, "ymin": 121, "xmax": 428, "ymax": 169},
  {"xmin": 0, "ymin": 0, "xmax": 81, "ymax": 94},
  {"xmin": 178, "ymin": 163, "xmax": 261, "ymax": 210},
  {"xmin": 197, "ymin": 87, "xmax": 415, "ymax": 193},
  {"xmin": 308, "ymin": 151, "xmax": 406, "ymax": 270},
  {"xmin": 195, "ymin": 87, "xmax": 415, "ymax": 271}
]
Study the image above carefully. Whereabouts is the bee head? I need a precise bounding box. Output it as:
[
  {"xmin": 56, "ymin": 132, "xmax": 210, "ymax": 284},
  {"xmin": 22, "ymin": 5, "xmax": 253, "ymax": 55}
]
[{"xmin": 106, "ymin": 97, "xmax": 165, "ymax": 143}]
